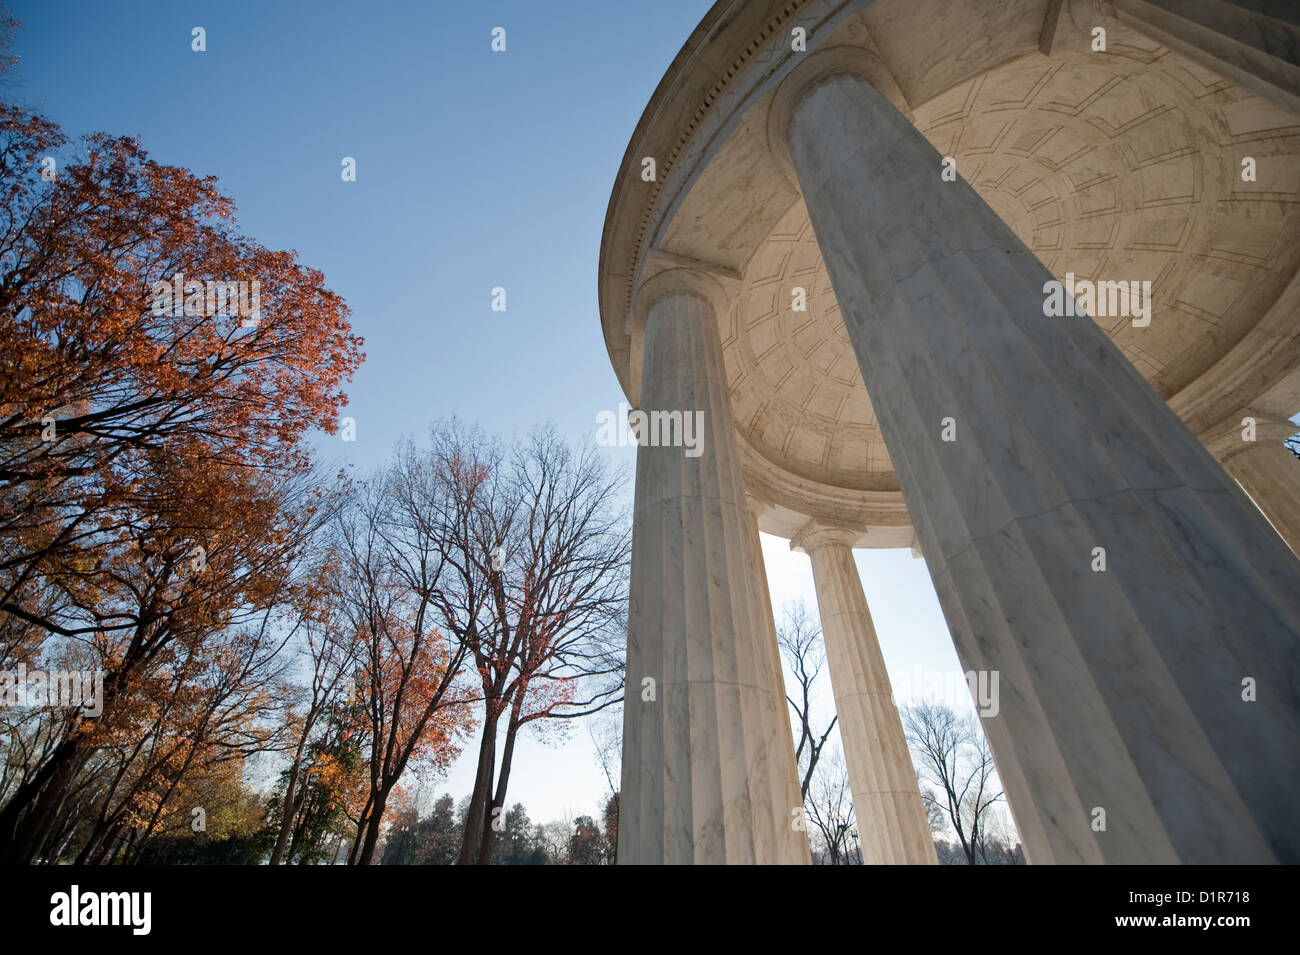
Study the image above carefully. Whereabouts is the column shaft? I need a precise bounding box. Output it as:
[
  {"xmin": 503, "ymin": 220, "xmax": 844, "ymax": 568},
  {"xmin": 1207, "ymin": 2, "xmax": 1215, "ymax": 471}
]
[
  {"xmin": 787, "ymin": 72, "xmax": 1300, "ymax": 863},
  {"xmin": 799, "ymin": 531, "xmax": 937, "ymax": 864},
  {"xmin": 619, "ymin": 288, "xmax": 808, "ymax": 864}
]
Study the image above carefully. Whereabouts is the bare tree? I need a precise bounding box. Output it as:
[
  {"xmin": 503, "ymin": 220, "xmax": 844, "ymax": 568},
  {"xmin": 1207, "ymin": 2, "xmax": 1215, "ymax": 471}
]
[
  {"xmin": 335, "ymin": 456, "xmax": 476, "ymax": 865},
  {"xmin": 918, "ymin": 769, "xmax": 946, "ymax": 833},
  {"xmin": 269, "ymin": 552, "xmax": 360, "ymax": 865},
  {"xmin": 777, "ymin": 601, "xmax": 836, "ymax": 799},
  {"xmin": 452, "ymin": 425, "xmax": 630, "ymax": 865},
  {"xmin": 803, "ymin": 748, "xmax": 860, "ymax": 865},
  {"xmin": 537, "ymin": 813, "xmax": 575, "ymax": 865},
  {"xmin": 902, "ymin": 700, "xmax": 1008, "ymax": 865},
  {"xmin": 589, "ymin": 712, "xmax": 621, "ymax": 800}
]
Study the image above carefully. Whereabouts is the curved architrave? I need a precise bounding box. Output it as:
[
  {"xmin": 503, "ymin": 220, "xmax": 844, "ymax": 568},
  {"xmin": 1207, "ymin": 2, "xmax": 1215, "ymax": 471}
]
[
  {"xmin": 1173, "ymin": 264, "xmax": 1300, "ymax": 439},
  {"xmin": 602, "ymin": 0, "xmax": 900, "ymax": 401},
  {"xmin": 765, "ymin": 43, "xmax": 914, "ymax": 188},
  {"xmin": 735, "ymin": 428, "xmax": 912, "ymax": 542},
  {"xmin": 628, "ymin": 267, "xmax": 736, "ymax": 407}
]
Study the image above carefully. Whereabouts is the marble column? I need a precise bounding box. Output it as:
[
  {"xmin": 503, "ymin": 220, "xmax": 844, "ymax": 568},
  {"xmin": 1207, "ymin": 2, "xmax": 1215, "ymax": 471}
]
[
  {"xmin": 782, "ymin": 69, "xmax": 1300, "ymax": 863},
  {"xmin": 618, "ymin": 281, "xmax": 809, "ymax": 864},
  {"xmin": 1223, "ymin": 443, "xmax": 1300, "ymax": 558},
  {"xmin": 791, "ymin": 524, "xmax": 938, "ymax": 865}
]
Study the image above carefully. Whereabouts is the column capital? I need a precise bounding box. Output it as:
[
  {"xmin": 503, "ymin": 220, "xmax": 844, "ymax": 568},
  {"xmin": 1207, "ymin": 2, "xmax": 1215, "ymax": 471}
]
[
  {"xmin": 744, "ymin": 492, "xmax": 775, "ymax": 521},
  {"xmin": 765, "ymin": 45, "xmax": 912, "ymax": 189},
  {"xmin": 789, "ymin": 520, "xmax": 861, "ymax": 556},
  {"xmin": 626, "ymin": 267, "xmax": 733, "ymax": 406},
  {"xmin": 630, "ymin": 267, "xmax": 731, "ymax": 329}
]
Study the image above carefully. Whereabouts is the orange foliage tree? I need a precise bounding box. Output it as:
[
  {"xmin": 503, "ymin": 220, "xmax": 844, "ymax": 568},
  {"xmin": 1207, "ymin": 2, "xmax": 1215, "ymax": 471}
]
[{"xmin": 0, "ymin": 96, "xmax": 363, "ymax": 863}]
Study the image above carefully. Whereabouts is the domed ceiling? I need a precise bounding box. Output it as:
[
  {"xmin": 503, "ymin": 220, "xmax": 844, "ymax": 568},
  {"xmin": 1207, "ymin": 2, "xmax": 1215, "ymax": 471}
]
[{"xmin": 661, "ymin": 24, "xmax": 1300, "ymax": 497}]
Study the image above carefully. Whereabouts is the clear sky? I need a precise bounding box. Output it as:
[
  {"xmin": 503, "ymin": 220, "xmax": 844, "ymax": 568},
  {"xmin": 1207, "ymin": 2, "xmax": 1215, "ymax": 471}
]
[{"xmin": 7, "ymin": 0, "xmax": 975, "ymax": 825}]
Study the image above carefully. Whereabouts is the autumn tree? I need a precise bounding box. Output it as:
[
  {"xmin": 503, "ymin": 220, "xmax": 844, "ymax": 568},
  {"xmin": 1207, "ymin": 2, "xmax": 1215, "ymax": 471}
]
[
  {"xmin": 131, "ymin": 757, "xmax": 269, "ymax": 864},
  {"xmin": 267, "ymin": 702, "xmax": 368, "ymax": 865},
  {"xmin": 0, "ymin": 93, "xmax": 363, "ymax": 862},
  {"xmin": 75, "ymin": 619, "xmax": 296, "ymax": 864},
  {"xmin": 268, "ymin": 551, "xmax": 361, "ymax": 865}
]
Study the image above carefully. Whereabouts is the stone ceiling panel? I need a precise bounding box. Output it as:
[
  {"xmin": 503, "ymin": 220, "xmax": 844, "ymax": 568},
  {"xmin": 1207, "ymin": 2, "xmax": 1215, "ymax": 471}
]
[{"xmin": 717, "ymin": 35, "xmax": 1300, "ymax": 495}]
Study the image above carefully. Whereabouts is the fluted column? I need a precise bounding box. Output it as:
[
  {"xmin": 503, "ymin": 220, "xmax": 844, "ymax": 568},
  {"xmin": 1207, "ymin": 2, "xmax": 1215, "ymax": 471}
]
[
  {"xmin": 782, "ymin": 67, "xmax": 1300, "ymax": 863},
  {"xmin": 791, "ymin": 524, "xmax": 937, "ymax": 865},
  {"xmin": 619, "ymin": 279, "xmax": 808, "ymax": 864}
]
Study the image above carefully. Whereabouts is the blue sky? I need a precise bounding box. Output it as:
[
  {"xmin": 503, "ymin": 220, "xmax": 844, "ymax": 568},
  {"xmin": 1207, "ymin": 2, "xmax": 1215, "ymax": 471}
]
[{"xmin": 7, "ymin": 0, "xmax": 974, "ymax": 825}]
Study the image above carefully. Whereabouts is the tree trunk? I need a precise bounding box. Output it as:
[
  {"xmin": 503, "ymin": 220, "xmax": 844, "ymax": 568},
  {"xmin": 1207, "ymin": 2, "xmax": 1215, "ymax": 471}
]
[
  {"xmin": 478, "ymin": 702, "xmax": 524, "ymax": 865},
  {"xmin": 286, "ymin": 809, "xmax": 307, "ymax": 864},
  {"xmin": 347, "ymin": 790, "xmax": 376, "ymax": 865},
  {"xmin": 353, "ymin": 787, "xmax": 389, "ymax": 865},
  {"xmin": 75, "ymin": 810, "xmax": 119, "ymax": 865},
  {"xmin": 458, "ymin": 711, "xmax": 499, "ymax": 864},
  {"xmin": 50, "ymin": 818, "xmax": 78, "ymax": 864},
  {"xmin": 269, "ymin": 752, "xmax": 305, "ymax": 865},
  {"xmin": 0, "ymin": 736, "xmax": 82, "ymax": 864},
  {"xmin": 89, "ymin": 821, "xmax": 125, "ymax": 865}
]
